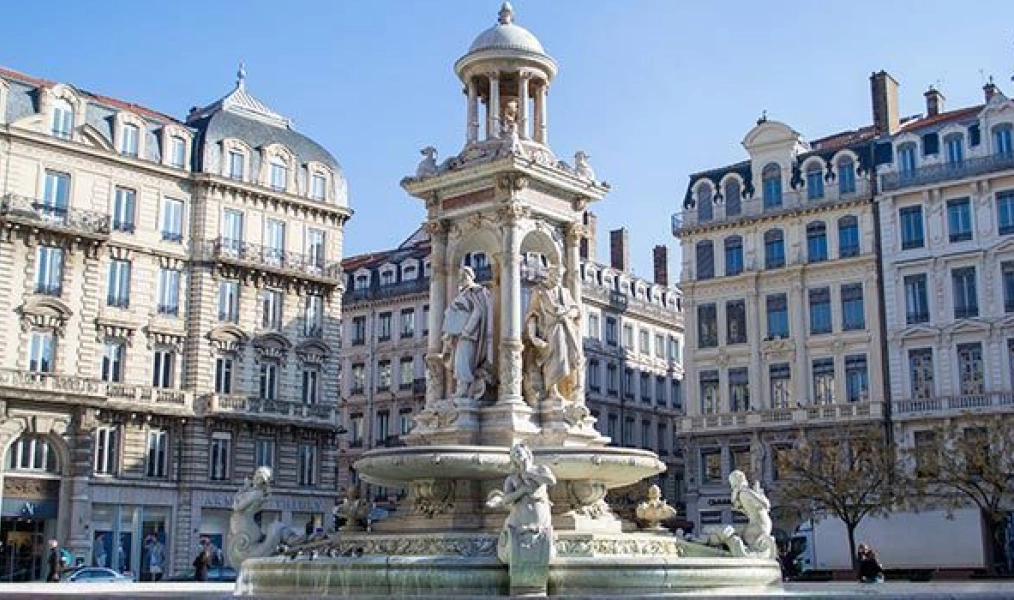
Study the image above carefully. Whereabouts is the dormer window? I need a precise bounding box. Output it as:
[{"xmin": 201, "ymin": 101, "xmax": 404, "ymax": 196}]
[
  {"xmin": 944, "ymin": 133, "xmax": 964, "ymax": 165},
  {"xmin": 170, "ymin": 136, "xmax": 186, "ymax": 168},
  {"xmin": 354, "ymin": 273, "xmax": 370, "ymax": 290},
  {"xmin": 805, "ymin": 162, "xmax": 824, "ymax": 200},
  {"xmin": 402, "ymin": 264, "xmax": 418, "ymax": 280},
  {"xmin": 121, "ymin": 123, "xmax": 140, "ymax": 157},
  {"xmin": 52, "ymin": 98, "xmax": 74, "ymax": 139},
  {"xmin": 897, "ymin": 143, "xmax": 917, "ymax": 175},
  {"xmin": 697, "ymin": 183, "xmax": 713, "ymax": 222},
  {"xmin": 269, "ymin": 157, "xmax": 288, "ymax": 192},
  {"xmin": 993, "ymin": 124, "xmax": 1012, "ymax": 156},
  {"xmin": 229, "ymin": 150, "xmax": 245, "ymax": 180},
  {"xmin": 762, "ymin": 163, "xmax": 782, "ymax": 209},
  {"xmin": 311, "ymin": 173, "xmax": 327, "ymax": 201},
  {"xmin": 837, "ymin": 158, "xmax": 856, "ymax": 195},
  {"xmin": 380, "ymin": 269, "xmax": 395, "ymax": 286}
]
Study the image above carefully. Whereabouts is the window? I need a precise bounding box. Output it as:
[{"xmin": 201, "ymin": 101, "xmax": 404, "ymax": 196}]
[
  {"xmin": 812, "ymin": 358, "xmax": 835, "ymax": 405},
  {"xmin": 264, "ymin": 219, "xmax": 286, "ymax": 263},
  {"xmin": 655, "ymin": 375, "xmax": 667, "ymax": 406},
  {"xmin": 845, "ymin": 354, "xmax": 869, "ymax": 402},
  {"xmin": 351, "ymin": 363, "xmax": 365, "ymax": 394},
  {"xmin": 42, "ymin": 170, "xmax": 70, "ymax": 221},
  {"xmin": 587, "ymin": 359, "xmax": 600, "ymax": 391},
  {"xmin": 214, "ymin": 357, "xmax": 233, "ymax": 394},
  {"xmin": 640, "ymin": 419, "xmax": 651, "ymax": 449},
  {"xmin": 994, "ymin": 124, "xmax": 1013, "ymax": 156},
  {"xmin": 586, "ymin": 312, "xmax": 600, "ymax": 339},
  {"xmin": 152, "ymin": 349, "xmax": 174, "ymax": 388},
  {"xmin": 729, "ymin": 367, "xmax": 750, "ymax": 412},
  {"xmin": 809, "ymin": 287, "xmax": 832, "ymax": 334},
  {"xmin": 34, "ymin": 246, "xmax": 64, "ymax": 296},
  {"xmin": 668, "ymin": 336, "xmax": 681, "ymax": 361},
  {"xmin": 806, "ymin": 221, "xmax": 828, "ymax": 263},
  {"xmin": 400, "ymin": 409, "xmax": 413, "ymax": 435},
  {"xmin": 306, "ymin": 228, "xmax": 326, "ymax": 270},
  {"xmin": 29, "ymin": 332, "xmax": 54, "ymax": 373},
  {"xmin": 764, "ymin": 229, "xmax": 785, "ymax": 269},
  {"xmin": 701, "ymin": 449, "xmax": 722, "ymax": 483},
  {"xmin": 726, "ymin": 299, "xmax": 746, "ymax": 344},
  {"xmin": 399, "ymin": 358, "xmax": 414, "ymax": 389},
  {"xmin": 695, "ymin": 240, "xmax": 714, "ymax": 280},
  {"xmin": 6, "ymin": 437, "xmax": 57, "ymax": 472},
  {"xmin": 160, "ymin": 198, "xmax": 183, "ymax": 242},
  {"xmin": 725, "ymin": 180, "xmax": 742, "ymax": 216},
  {"xmin": 730, "ymin": 447, "xmax": 752, "ymax": 478},
  {"xmin": 606, "ymin": 363, "xmax": 618, "ymax": 395},
  {"xmin": 221, "ymin": 209, "xmax": 244, "ymax": 253},
  {"xmin": 944, "ymin": 134, "xmax": 964, "ymax": 165},
  {"xmin": 51, "ymin": 97, "xmax": 74, "ymax": 139},
  {"xmin": 259, "ymin": 361, "xmax": 279, "ymax": 400},
  {"xmin": 605, "ymin": 317, "xmax": 617, "ymax": 346},
  {"xmin": 914, "ymin": 430, "xmax": 939, "ymax": 478},
  {"xmin": 305, "ymin": 294, "xmax": 324, "ymax": 336},
  {"xmin": 377, "ymin": 360, "xmax": 392, "ymax": 391},
  {"xmin": 94, "ymin": 426, "xmax": 118, "ymax": 475},
  {"xmin": 640, "ymin": 372, "xmax": 651, "ymax": 402},
  {"xmin": 349, "ymin": 413, "xmax": 364, "ymax": 446},
  {"xmin": 622, "ymin": 417, "xmax": 634, "ymax": 447},
  {"xmin": 112, "ymin": 187, "xmax": 136, "ymax": 232},
  {"xmin": 170, "ymin": 136, "xmax": 186, "ymax": 168},
  {"xmin": 269, "ymin": 158, "xmax": 288, "ymax": 191},
  {"xmin": 639, "ymin": 329, "xmax": 650, "ymax": 354},
  {"xmin": 909, "ymin": 348, "xmax": 935, "ymax": 399},
  {"xmin": 770, "ymin": 363, "xmax": 791, "ymax": 409},
  {"xmin": 952, "ymin": 266, "xmax": 978, "ymax": 318},
  {"xmin": 210, "ymin": 432, "xmax": 231, "ymax": 481},
  {"xmin": 101, "ymin": 340, "xmax": 125, "ymax": 383},
  {"xmin": 106, "ymin": 259, "xmax": 131, "ymax": 308},
  {"xmin": 897, "ymin": 143, "xmax": 917, "ymax": 175},
  {"xmin": 376, "ymin": 410, "xmax": 390, "ymax": 441},
  {"xmin": 218, "ymin": 280, "xmax": 240, "ymax": 323},
  {"xmin": 351, "ymin": 316, "xmax": 367, "ymax": 345},
  {"xmin": 1004, "ymin": 262, "xmax": 1014, "ymax": 313},
  {"xmin": 657, "ymin": 422, "xmax": 669, "ymax": 454},
  {"xmin": 146, "ymin": 430, "xmax": 168, "ymax": 478},
  {"xmin": 841, "ymin": 283, "xmax": 865, "ymax": 330},
  {"xmin": 120, "ymin": 123, "xmax": 139, "ymax": 157},
  {"xmin": 422, "ymin": 304, "xmax": 429, "ymax": 334},
  {"xmin": 766, "ymin": 293, "xmax": 788, "ymax": 339},
  {"xmin": 998, "ymin": 191, "xmax": 1014, "ymax": 235},
  {"xmin": 697, "ymin": 303, "xmax": 718, "ymax": 348},
  {"xmin": 762, "ymin": 163, "xmax": 782, "ymax": 208},
  {"xmin": 838, "ymin": 216, "xmax": 859, "ymax": 258},
  {"xmin": 380, "ymin": 270, "xmax": 395, "ymax": 286},
  {"xmin": 724, "ymin": 236, "xmax": 743, "ymax": 276},
  {"xmin": 255, "ymin": 439, "xmax": 274, "ymax": 469},
  {"xmin": 378, "ymin": 311, "xmax": 393, "ymax": 341},
  {"xmin": 622, "ymin": 323, "xmax": 634, "ymax": 349},
  {"xmin": 947, "ymin": 198, "xmax": 973, "ymax": 242},
  {"xmin": 904, "ymin": 274, "xmax": 930, "ymax": 324},
  {"xmin": 228, "ymin": 150, "xmax": 245, "ymax": 180},
  {"xmin": 700, "ymin": 370, "xmax": 719, "ymax": 414},
  {"xmin": 697, "ymin": 183, "xmax": 713, "ymax": 222},
  {"xmin": 298, "ymin": 366, "xmax": 319, "ymax": 404},
  {"xmin": 899, "ymin": 206, "xmax": 924, "ymax": 249},
  {"xmin": 837, "ymin": 158, "xmax": 856, "ymax": 195},
  {"xmin": 806, "ymin": 163, "xmax": 824, "ymax": 200},
  {"xmin": 311, "ymin": 173, "xmax": 327, "ymax": 201},
  {"xmin": 957, "ymin": 343, "xmax": 984, "ymax": 395},
  {"xmin": 298, "ymin": 444, "xmax": 316, "ymax": 486},
  {"xmin": 260, "ymin": 289, "xmax": 284, "ymax": 329},
  {"xmin": 654, "ymin": 333, "xmax": 665, "ymax": 358}
]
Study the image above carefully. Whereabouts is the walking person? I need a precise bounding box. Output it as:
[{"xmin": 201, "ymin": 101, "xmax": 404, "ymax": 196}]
[
  {"xmin": 857, "ymin": 543, "xmax": 885, "ymax": 583},
  {"xmin": 193, "ymin": 538, "xmax": 211, "ymax": 582},
  {"xmin": 46, "ymin": 539, "xmax": 61, "ymax": 582}
]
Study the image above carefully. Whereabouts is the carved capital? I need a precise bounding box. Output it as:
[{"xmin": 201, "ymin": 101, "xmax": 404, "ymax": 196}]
[
  {"xmin": 496, "ymin": 172, "xmax": 528, "ymax": 193},
  {"xmin": 424, "ymin": 219, "xmax": 448, "ymax": 238},
  {"xmin": 497, "ymin": 202, "xmax": 529, "ymax": 226},
  {"xmin": 565, "ymin": 222, "xmax": 587, "ymax": 244}
]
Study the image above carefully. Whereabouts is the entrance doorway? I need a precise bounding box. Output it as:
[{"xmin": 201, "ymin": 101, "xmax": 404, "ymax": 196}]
[{"xmin": 0, "ymin": 517, "xmax": 48, "ymax": 582}]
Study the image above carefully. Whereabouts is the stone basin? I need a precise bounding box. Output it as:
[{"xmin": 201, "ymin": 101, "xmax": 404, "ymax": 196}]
[{"xmin": 355, "ymin": 445, "xmax": 666, "ymax": 489}]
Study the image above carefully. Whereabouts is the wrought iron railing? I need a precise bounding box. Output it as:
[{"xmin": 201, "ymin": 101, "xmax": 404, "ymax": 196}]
[
  {"xmin": 0, "ymin": 193, "xmax": 110, "ymax": 236},
  {"xmin": 0, "ymin": 368, "xmax": 192, "ymax": 407},
  {"xmin": 201, "ymin": 237, "xmax": 341, "ymax": 281},
  {"xmin": 881, "ymin": 152, "xmax": 1014, "ymax": 191},
  {"xmin": 344, "ymin": 277, "xmax": 429, "ymax": 303}
]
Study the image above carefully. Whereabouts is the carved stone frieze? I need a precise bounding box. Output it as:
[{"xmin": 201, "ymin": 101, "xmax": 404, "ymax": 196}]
[{"xmin": 409, "ymin": 479, "xmax": 456, "ymax": 518}]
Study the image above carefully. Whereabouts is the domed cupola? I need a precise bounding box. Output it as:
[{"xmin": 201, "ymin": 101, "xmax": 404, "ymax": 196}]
[{"xmin": 454, "ymin": 2, "xmax": 557, "ymax": 147}]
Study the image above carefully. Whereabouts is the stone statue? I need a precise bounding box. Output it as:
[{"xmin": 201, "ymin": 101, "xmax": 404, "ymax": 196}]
[
  {"xmin": 720, "ymin": 470, "xmax": 777, "ymax": 559},
  {"xmin": 227, "ymin": 467, "xmax": 303, "ymax": 566},
  {"xmin": 441, "ymin": 266, "xmax": 491, "ymax": 399},
  {"xmin": 486, "ymin": 442, "xmax": 556, "ymax": 594},
  {"xmin": 416, "ymin": 146, "xmax": 438, "ymax": 177},
  {"xmin": 574, "ymin": 151, "xmax": 595, "ymax": 180},
  {"xmin": 636, "ymin": 484, "xmax": 678, "ymax": 531},
  {"xmin": 524, "ymin": 266, "xmax": 583, "ymax": 402},
  {"xmin": 334, "ymin": 487, "xmax": 371, "ymax": 532}
]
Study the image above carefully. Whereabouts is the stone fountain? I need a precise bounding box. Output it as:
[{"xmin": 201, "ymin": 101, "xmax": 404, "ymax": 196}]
[{"xmin": 235, "ymin": 3, "xmax": 781, "ymax": 596}]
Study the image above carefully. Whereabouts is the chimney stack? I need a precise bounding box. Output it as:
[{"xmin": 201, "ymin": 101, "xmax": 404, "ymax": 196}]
[
  {"xmin": 580, "ymin": 211, "xmax": 597, "ymax": 262},
  {"xmin": 609, "ymin": 228, "xmax": 629, "ymax": 272},
  {"xmin": 870, "ymin": 71, "xmax": 900, "ymax": 135},
  {"xmin": 984, "ymin": 77, "xmax": 999, "ymax": 103},
  {"xmin": 653, "ymin": 245, "xmax": 669, "ymax": 286},
  {"xmin": 924, "ymin": 86, "xmax": 945, "ymax": 117}
]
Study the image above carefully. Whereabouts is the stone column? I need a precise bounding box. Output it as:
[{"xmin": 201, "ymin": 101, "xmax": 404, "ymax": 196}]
[
  {"xmin": 487, "ymin": 72, "xmax": 500, "ymax": 140},
  {"xmin": 425, "ymin": 219, "xmax": 449, "ymax": 402},
  {"xmin": 498, "ymin": 207, "xmax": 524, "ymax": 404},
  {"xmin": 535, "ymin": 81, "xmax": 548, "ymax": 145},
  {"xmin": 466, "ymin": 77, "xmax": 479, "ymax": 144},
  {"xmin": 518, "ymin": 71, "xmax": 531, "ymax": 140},
  {"xmin": 564, "ymin": 222, "xmax": 583, "ymax": 302}
]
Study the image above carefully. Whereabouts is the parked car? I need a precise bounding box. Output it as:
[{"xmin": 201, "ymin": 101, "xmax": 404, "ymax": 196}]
[
  {"xmin": 166, "ymin": 565, "xmax": 237, "ymax": 582},
  {"xmin": 65, "ymin": 567, "xmax": 133, "ymax": 583}
]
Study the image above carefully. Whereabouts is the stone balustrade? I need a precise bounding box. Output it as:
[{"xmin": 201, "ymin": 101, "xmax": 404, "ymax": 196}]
[
  {"xmin": 892, "ymin": 392, "xmax": 1014, "ymax": 419},
  {"xmin": 200, "ymin": 393, "xmax": 338, "ymax": 426},
  {"xmin": 0, "ymin": 368, "xmax": 193, "ymax": 410},
  {"xmin": 675, "ymin": 400, "xmax": 884, "ymax": 433}
]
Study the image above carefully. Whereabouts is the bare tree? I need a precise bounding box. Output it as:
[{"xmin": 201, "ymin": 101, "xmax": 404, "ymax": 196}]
[
  {"xmin": 774, "ymin": 426, "xmax": 897, "ymax": 571},
  {"xmin": 902, "ymin": 415, "xmax": 1014, "ymax": 574}
]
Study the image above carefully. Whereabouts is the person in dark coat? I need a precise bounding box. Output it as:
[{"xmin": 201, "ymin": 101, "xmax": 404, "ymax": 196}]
[
  {"xmin": 46, "ymin": 539, "xmax": 61, "ymax": 582},
  {"xmin": 857, "ymin": 543, "xmax": 885, "ymax": 583},
  {"xmin": 193, "ymin": 539, "xmax": 211, "ymax": 582}
]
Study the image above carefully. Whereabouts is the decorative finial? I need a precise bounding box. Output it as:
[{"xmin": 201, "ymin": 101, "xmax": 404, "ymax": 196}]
[
  {"xmin": 237, "ymin": 62, "xmax": 247, "ymax": 90},
  {"xmin": 498, "ymin": 1, "xmax": 514, "ymax": 25},
  {"xmin": 757, "ymin": 110, "xmax": 767, "ymax": 125}
]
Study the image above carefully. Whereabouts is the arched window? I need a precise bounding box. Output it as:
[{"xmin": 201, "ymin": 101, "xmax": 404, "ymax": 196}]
[
  {"xmin": 944, "ymin": 133, "xmax": 964, "ymax": 165},
  {"xmin": 51, "ymin": 97, "xmax": 74, "ymax": 139},
  {"xmin": 806, "ymin": 221, "xmax": 828, "ymax": 263},
  {"xmin": 837, "ymin": 158, "xmax": 856, "ymax": 195},
  {"xmin": 838, "ymin": 216, "xmax": 860, "ymax": 257},
  {"xmin": 695, "ymin": 240, "xmax": 715, "ymax": 280},
  {"xmin": 993, "ymin": 124, "xmax": 1013, "ymax": 156},
  {"xmin": 724, "ymin": 179, "xmax": 741, "ymax": 216},
  {"xmin": 805, "ymin": 162, "xmax": 824, "ymax": 200},
  {"xmin": 697, "ymin": 183, "xmax": 713, "ymax": 222},
  {"xmin": 762, "ymin": 163, "xmax": 782, "ymax": 209},
  {"xmin": 724, "ymin": 235, "xmax": 743, "ymax": 276},
  {"xmin": 5, "ymin": 436, "xmax": 59, "ymax": 473},
  {"xmin": 764, "ymin": 229, "xmax": 785, "ymax": 269}
]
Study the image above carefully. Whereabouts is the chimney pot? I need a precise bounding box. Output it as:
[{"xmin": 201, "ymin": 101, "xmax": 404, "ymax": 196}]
[
  {"xmin": 871, "ymin": 71, "xmax": 900, "ymax": 135},
  {"xmin": 653, "ymin": 245, "xmax": 669, "ymax": 286},
  {"xmin": 609, "ymin": 228, "xmax": 630, "ymax": 273},
  {"xmin": 924, "ymin": 86, "xmax": 945, "ymax": 117}
]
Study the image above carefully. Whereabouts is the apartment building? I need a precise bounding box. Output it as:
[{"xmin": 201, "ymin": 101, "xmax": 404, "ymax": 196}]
[{"xmin": 0, "ymin": 65, "xmax": 349, "ymax": 580}]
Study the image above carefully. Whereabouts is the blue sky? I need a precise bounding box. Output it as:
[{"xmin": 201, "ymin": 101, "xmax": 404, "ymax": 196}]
[{"xmin": 2, "ymin": 1, "xmax": 1011, "ymax": 278}]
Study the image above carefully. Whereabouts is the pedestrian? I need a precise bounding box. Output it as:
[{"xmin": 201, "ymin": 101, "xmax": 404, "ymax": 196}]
[
  {"xmin": 46, "ymin": 539, "xmax": 61, "ymax": 582},
  {"xmin": 193, "ymin": 539, "xmax": 211, "ymax": 582},
  {"xmin": 857, "ymin": 543, "xmax": 885, "ymax": 583}
]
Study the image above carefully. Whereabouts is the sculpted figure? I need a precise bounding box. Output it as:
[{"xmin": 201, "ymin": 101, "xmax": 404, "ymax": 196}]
[
  {"xmin": 636, "ymin": 484, "xmax": 678, "ymax": 531},
  {"xmin": 524, "ymin": 266, "xmax": 583, "ymax": 402},
  {"xmin": 228, "ymin": 467, "xmax": 303, "ymax": 566},
  {"xmin": 442, "ymin": 266, "xmax": 491, "ymax": 399},
  {"xmin": 721, "ymin": 470, "xmax": 777, "ymax": 559},
  {"xmin": 574, "ymin": 151, "xmax": 596, "ymax": 180},
  {"xmin": 486, "ymin": 442, "xmax": 557, "ymax": 565},
  {"xmin": 415, "ymin": 146, "xmax": 438, "ymax": 177}
]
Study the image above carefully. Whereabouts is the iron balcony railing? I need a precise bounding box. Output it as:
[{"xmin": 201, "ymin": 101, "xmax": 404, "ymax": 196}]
[
  {"xmin": 201, "ymin": 237, "xmax": 342, "ymax": 282},
  {"xmin": 1, "ymin": 193, "xmax": 110, "ymax": 237},
  {"xmin": 881, "ymin": 151, "xmax": 1014, "ymax": 192},
  {"xmin": 200, "ymin": 394, "xmax": 338, "ymax": 425},
  {"xmin": 0, "ymin": 368, "xmax": 192, "ymax": 408},
  {"xmin": 344, "ymin": 277, "xmax": 429, "ymax": 303}
]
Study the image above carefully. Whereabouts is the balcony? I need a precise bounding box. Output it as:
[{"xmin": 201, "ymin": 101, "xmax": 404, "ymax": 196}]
[
  {"xmin": 675, "ymin": 400, "xmax": 884, "ymax": 433},
  {"xmin": 0, "ymin": 194, "xmax": 110, "ymax": 242},
  {"xmin": 0, "ymin": 368, "xmax": 193, "ymax": 412},
  {"xmin": 892, "ymin": 392, "xmax": 1014, "ymax": 420},
  {"xmin": 881, "ymin": 152, "xmax": 1014, "ymax": 192},
  {"xmin": 106, "ymin": 383, "xmax": 190, "ymax": 407},
  {"xmin": 200, "ymin": 394, "xmax": 338, "ymax": 427},
  {"xmin": 344, "ymin": 277, "xmax": 429, "ymax": 303},
  {"xmin": 200, "ymin": 237, "xmax": 342, "ymax": 286}
]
